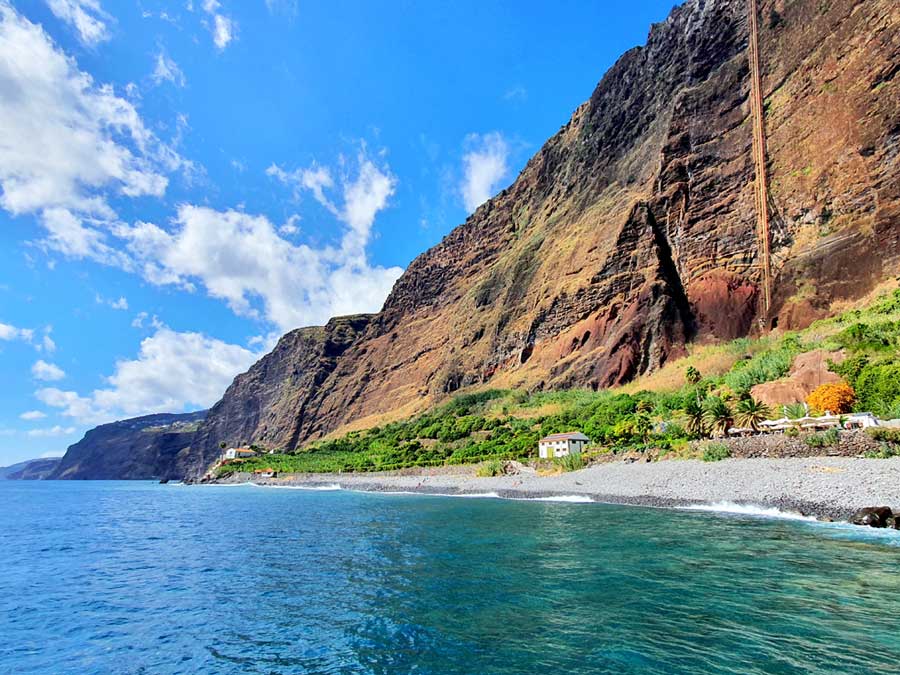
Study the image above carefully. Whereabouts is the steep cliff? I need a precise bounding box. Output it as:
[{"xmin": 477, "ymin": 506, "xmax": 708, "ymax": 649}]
[
  {"xmin": 50, "ymin": 411, "xmax": 206, "ymax": 480},
  {"xmin": 186, "ymin": 0, "xmax": 899, "ymax": 477},
  {"xmin": 1, "ymin": 457, "xmax": 60, "ymax": 480},
  {"xmin": 177, "ymin": 315, "xmax": 371, "ymax": 479}
]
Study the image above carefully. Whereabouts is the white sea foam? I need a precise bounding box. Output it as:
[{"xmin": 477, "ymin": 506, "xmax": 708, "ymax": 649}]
[
  {"xmin": 252, "ymin": 483, "xmax": 343, "ymax": 491},
  {"xmin": 377, "ymin": 490, "xmax": 503, "ymax": 499},
  {"xmin": 682, "ymin": 502, "xmax": 818, "ymax": 521},
  {"xmin": 513, "ymin": 495, "xmax": 594, "ymax": 503}
]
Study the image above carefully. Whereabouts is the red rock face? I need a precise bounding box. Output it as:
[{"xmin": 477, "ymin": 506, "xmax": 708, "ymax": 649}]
[{"xmin": 185, "ymin": 0, "xmax": 900, "ymax": 477}]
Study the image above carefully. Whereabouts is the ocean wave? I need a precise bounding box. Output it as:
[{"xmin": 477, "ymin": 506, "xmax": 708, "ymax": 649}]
[{"xmin": 682, "ymin": 502, "xmax": 819, "ymax": 521}]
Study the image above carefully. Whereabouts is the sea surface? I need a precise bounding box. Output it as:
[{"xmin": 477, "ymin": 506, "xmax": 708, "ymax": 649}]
[{"xmin": 2, "ymin": 482, "xmax": 900, "ymax": 674}]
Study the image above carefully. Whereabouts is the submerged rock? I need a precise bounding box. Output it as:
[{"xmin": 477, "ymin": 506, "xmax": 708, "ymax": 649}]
[{"xmin": 850, "ymin": 506, "xmax": 894, "ymax": 528}]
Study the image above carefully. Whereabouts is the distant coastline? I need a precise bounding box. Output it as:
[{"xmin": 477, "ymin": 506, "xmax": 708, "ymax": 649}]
[{"xmin": 209, "ymin": 456, "xmax": 900, "ymax": 523}]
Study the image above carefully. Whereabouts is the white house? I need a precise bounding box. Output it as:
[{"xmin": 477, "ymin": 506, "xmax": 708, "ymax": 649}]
[
  {"xmin": 224, "ymin": 447, "xmax": 257, "ymax": 460},
  {"xmin": 539, "ymin": 432, "xmax": 589, "ymax": 459}
]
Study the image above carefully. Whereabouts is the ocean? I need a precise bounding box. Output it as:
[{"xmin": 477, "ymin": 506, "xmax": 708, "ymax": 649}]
[{"xmin": 2, "ymin": 481, "xmax": 899, "ymax": 674}]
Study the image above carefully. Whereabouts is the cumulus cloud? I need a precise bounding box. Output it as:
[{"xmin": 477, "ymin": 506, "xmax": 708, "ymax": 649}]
[
  {"xmin": 151, "ymin": 49, "xmax": 186, "ymax": 87},
  {"xmin": 32, "ymin": 360, "xmax": 66, "ymax": 381},
  {"xmin": 19, "ymin": 410, "xmax": 47, "ymax": 421},
  {"xmin": 460, "ymin": 132, "xmax": 509, "ymax": 213},
  {"xmin": 41, "ymin": 327, "xmax": 57, "ymax": 353},
  {"xmin": 111, "ymin": 151, "xmax": 401, "ymax": 331},
  {"xmin": 45, "ymin": 0, "xmax": 110, "ymax": 45},
  {"xmin": 27, "ymin": 425, "xmax": 76, "ymax": 438},
  {"xmin": 0, "ymin": 322, "xmax": 34, "ymax": 343},
  {"xmin": 36, "ymin": 326, "xmax": 258, "ymax": 425},
  {"xmin": 0, "ymin": 4, "xmax": 184, "ymax": 262}
]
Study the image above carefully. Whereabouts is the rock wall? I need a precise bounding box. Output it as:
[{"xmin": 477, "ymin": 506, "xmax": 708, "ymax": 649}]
[
  {"xmin": 183, "ymin": 0, "xmax": 900, "ymax": 478},
  {"xmin": 50, "ymin": 411, "xmax": 206, "ymax": 480}
]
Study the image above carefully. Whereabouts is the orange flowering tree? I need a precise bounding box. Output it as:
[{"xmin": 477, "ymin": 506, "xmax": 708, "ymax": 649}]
[{"xmin": 806, "ymin": 381, "xmax": 856, "ymax": 414}]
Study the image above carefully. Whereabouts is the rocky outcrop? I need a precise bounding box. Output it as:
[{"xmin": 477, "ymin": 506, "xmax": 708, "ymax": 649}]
[
  {"xmin": 49, "ymin": 411, "xmax": 206, "ymax": 480},
  {"xmin": 751, "ymin": 349, "xmax": 846, "ymax": 408},
  {"xmin": 183, "ymin": 0, "xmax": 899, "ymax": 478},
  {"xmin": 850, "ymin": 506, "xmax": 895, "ymax": 528}
]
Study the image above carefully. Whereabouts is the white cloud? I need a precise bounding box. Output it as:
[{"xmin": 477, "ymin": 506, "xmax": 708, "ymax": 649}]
[
  {"xmin": 460, "ymin": 132, "xmax": 509, "ymax": 213},
  {"xmin": 41, "ymin": 327, "xmax": 57, "ymax": 353},
  {"xmin": 111, "ymin": 151, "xmax": 401, "ymax": 331},
  {"xmin": 268, "ymin": 150, "xmax": 396, "ymax": 256},
  {"xmin": 151, "ymin": 49, "xmax": 186, "ymax": 87},
  {"xmin": 279, "ymin": 214, "xmax": 300, "ymax": 235},
  {"xmin": 199, "ymin": 0, "xmax": 235, "ymax": 50},
  {"xmin": 0, "ymin": 5, "xmax": 184, "ymax": 261},
  {"xmin": 36, "ymin": 326, "xmax": 259, "ymax": 424},
  {"xmin": 95, "ymin": 294, "xmax": 129, "ymax": 310},
  {"xmin": 0, "ymin": 322, "xmax": 34, "ymax": 343},
  {"xmin": 45, "ymin": 0, "xmax": 109, "ymax": 46},
  {"xmin": 32, "ymin": 360, "xmax": 66, "ymax": 381},
  {"xmin": 265, "ymin": 0, "xmax": 298, "ymax": 16},
  {"xmin": 503, "ymin": 85, "xmax": 527, "ymax": 102},
  {"xmin": 19, "ymin": 410, "xmax": 47, "ymax": 420},
  {"xmin": 27, "ymin": 425, "xmax": 76, "ymax": 437}
]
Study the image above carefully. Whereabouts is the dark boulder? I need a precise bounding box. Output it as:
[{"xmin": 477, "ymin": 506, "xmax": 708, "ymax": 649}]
[{"xmin": 850, "ymin": 506, "xmax": 894, "ymax": 528}]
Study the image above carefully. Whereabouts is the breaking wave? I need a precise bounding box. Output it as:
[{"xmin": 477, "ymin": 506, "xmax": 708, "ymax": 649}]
[{"xmin": 682, "ymin": 502, "xmax": 818, "ymax": 521}]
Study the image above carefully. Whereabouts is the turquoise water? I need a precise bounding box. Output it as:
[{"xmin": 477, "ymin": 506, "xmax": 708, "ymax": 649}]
[{"xmin": 2, "ymin": 482, "xmax": 900, "ymax": 674}]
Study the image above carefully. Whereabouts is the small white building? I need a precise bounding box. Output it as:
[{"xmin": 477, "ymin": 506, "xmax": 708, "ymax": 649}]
[
  {"xmin": 224, "ymin": 447, "xmax": 257, "ymax": 460},
  {"xmin": 539, "ymin": 432, "xmax": 589, "ymax": 459}
]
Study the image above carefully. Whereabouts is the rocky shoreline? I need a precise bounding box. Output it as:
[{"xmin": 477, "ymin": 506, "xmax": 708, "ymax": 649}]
[{"xmin": 208, "ymin": 456, "xmax": 900, "ymax": 524}]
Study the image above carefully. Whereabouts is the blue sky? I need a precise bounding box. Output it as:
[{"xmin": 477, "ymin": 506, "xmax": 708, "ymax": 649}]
[{"xmin": 0, "ymin": 0, "xmax": 679, "ymax": 465}]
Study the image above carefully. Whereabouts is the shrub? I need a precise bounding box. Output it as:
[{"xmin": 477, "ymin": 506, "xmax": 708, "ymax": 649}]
[
  {"xmin": 555, "ymin": 453, "xmax": 585, "ymax": 472},
  {"xmin": 701, "ymin": 443, "xmax": 731, "ymax": 462},
  {"xmin": 854, "ymin": 362, "xmax": 900, "ymax": 414},
  {"xmin": 804, "ymin": 428, "xmax": 839, "ymax": 448},
  {"xmin": 685, "ymin": 366, "xmax": 702, "ymax": 384},
  {"xmin": 866, "ymin": 427, "xmax": 900, "ymax": 444},
  {"xmin": 806, "ymin": 381, "xmax": 856, "ymax": 414},
  {"xmin": 476, "ymin": 459, "xmax": 503, "ymax": 477}
]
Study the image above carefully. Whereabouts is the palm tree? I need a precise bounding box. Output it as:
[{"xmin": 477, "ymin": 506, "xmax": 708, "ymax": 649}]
[
  {"xmin": 702, "ymin": 396, "xmax": 734, "ymax": 437},
  {"xmin": 734, "ymin": 397, "xmax": 772, "ymax": 431},
  {"xmin": 784, "ymin": 402, "xmax": 808, "ymax": 420},
  {"xmin": 683, "ymin": 398, "xmax": 706, "ymax": 438}
]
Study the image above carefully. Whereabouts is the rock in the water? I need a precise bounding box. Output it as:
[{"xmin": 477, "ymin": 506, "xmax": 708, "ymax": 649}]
[{"xmin": 850, "ymin": 506, "xmax": 894, "ymax": 528}]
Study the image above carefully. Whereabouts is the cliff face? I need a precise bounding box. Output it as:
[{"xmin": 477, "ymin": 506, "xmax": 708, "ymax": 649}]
[
  {"xmin": 49, "ymin": 412, "xmax": 206, "ymax": 480},
  {"xmin": 1, "ymin": 457, "xmax": 60, "ymax": 480},
  {"xmin": 186, "ymin": 0, "xmax": 899, "ymax": 477},
  {"xmin": 178, "ymin": 315, "xmax": 371, "ymax": 479}
]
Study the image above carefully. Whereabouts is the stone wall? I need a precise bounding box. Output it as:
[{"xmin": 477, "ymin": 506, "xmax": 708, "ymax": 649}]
[{"xmin": 693, "ymin": 430, "xmax": 882, "ymax": 459}]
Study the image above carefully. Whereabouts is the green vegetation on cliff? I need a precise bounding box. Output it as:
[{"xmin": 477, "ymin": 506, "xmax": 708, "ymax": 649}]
[{"xmin": 219, "ymin": 289, "xmax": 900, "ymax": 476}]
